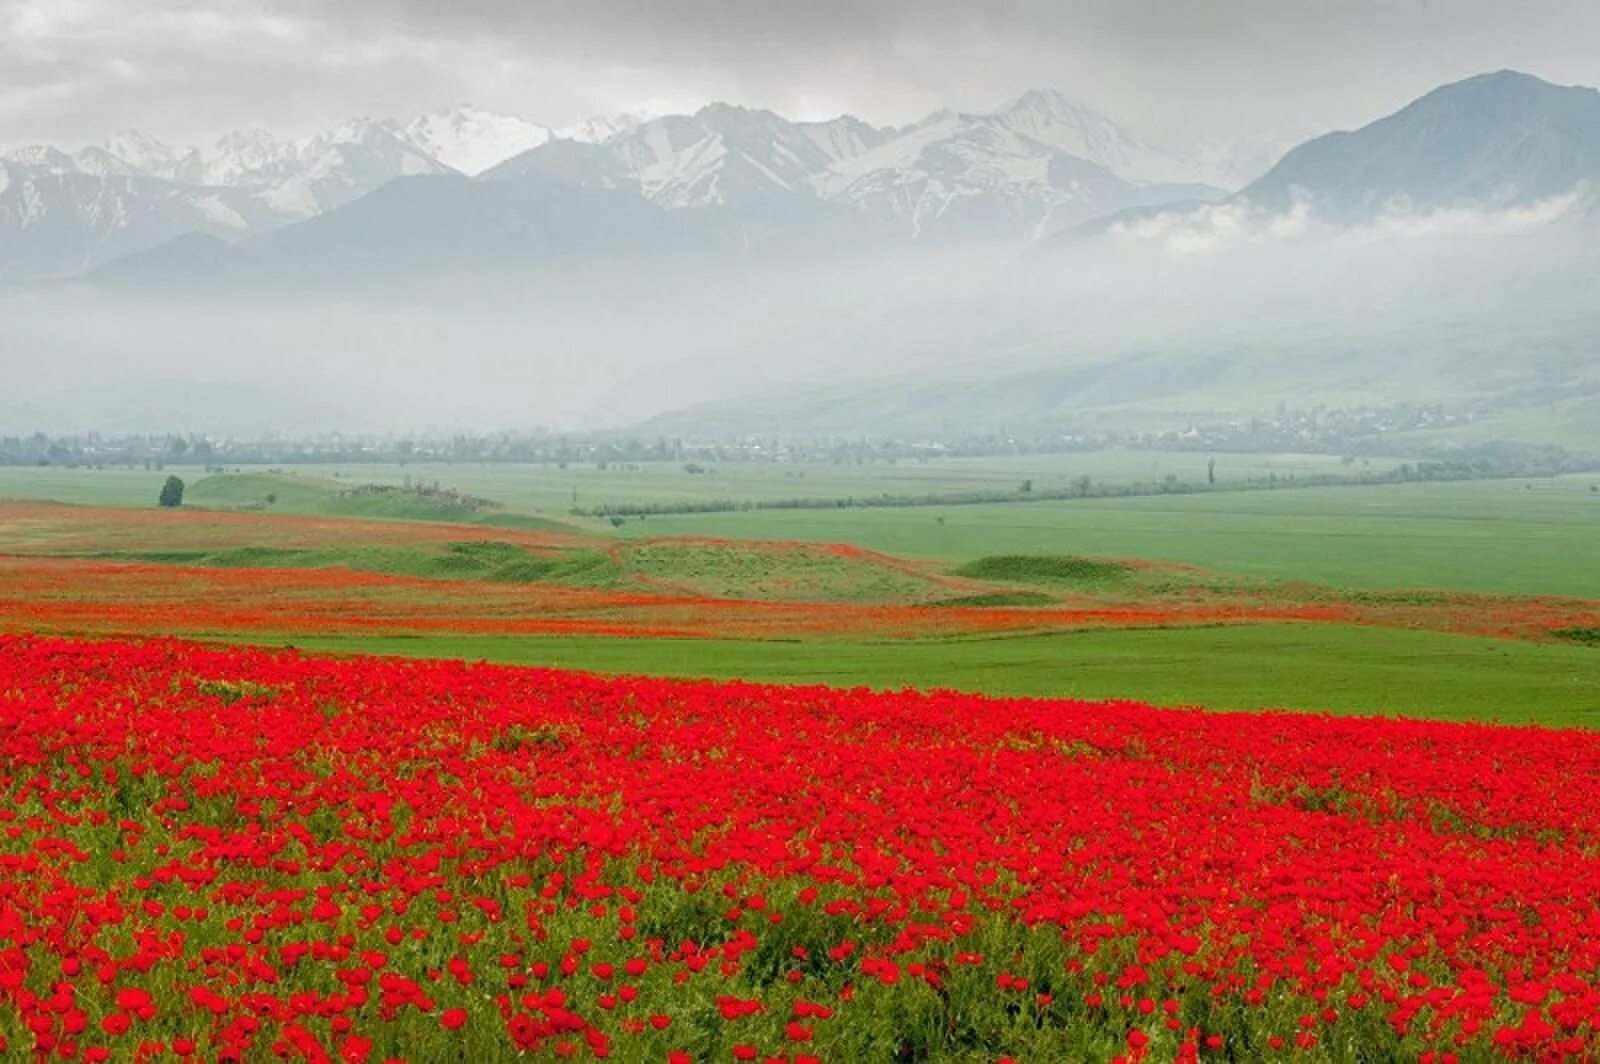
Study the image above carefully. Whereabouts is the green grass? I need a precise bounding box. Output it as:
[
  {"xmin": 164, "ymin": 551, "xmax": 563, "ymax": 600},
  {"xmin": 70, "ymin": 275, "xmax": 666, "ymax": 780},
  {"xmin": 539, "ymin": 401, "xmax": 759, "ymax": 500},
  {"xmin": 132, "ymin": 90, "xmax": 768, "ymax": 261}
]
[
  {"xmin": 238, "ymin": 623, "xmax": 1600, "ymax": 726},
  {"xmin": 183, "ymin": 472, "xmax": 342, "ymax": 509},
  {"xmin": 79, "ymin": 537, "xmax": 939, "ymax": 603},
  {"xmin": 15, "ymin": 457, "xmax": 1594, "ymax": 597},
  {"xmin": 96, "ymin": 542, "xmax": 621, "ymax": 585},
  {"xmin": 187, "ymin": 473, "xmax": 500, "ymax": 523},
  {"xmin": 0, "ymin": 467, "xmax": 174, "ymax": 508},
  {"xmin": 628, "ymin": 477, "xmax": 1600, "ymax": 596},
  {"xmin": 955, "ymin": 554, "xmax": 1131, "ymax": 586},
  {"xmin": 11, "ymin": 459, "xmax": 1600, "ymax": 729},
  {"xmin": 0, "ymin": 469, "xmax": 578, "ymax": 528},
  {"xmin": 619, "ymin": 540, "xmax": 936, "ymax": 602},
  {"xmin": 317, "ymin": 489, "xmax": 486, "ymax": 523},
  {"xmin": 140, "ymin": 451, "xmax": 1404, "ymax": 516}
]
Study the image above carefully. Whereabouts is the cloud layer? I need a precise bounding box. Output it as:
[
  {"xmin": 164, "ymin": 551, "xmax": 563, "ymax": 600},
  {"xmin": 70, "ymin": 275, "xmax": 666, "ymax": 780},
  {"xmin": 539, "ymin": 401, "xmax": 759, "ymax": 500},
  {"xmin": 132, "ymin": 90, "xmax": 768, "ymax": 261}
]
[
  {"xmin": 5, "ymin": 0, "xmax": 1600, "ymax": 155},
  {"xmin": 1109, "ymin": 186, "xmax": 1592, "ymax": 257}
]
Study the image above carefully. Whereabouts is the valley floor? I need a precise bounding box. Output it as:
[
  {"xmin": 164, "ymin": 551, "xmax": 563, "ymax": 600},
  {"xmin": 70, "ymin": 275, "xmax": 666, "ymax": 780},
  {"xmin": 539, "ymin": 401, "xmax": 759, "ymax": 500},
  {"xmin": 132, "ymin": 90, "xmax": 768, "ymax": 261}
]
[
  {"xmin": 2, "ymin": 456, "xmax": 1599, "ymax": 725},
  {"xmin": 4, "ymin": 456, "xmax": 1600, "ymax": 1061}
]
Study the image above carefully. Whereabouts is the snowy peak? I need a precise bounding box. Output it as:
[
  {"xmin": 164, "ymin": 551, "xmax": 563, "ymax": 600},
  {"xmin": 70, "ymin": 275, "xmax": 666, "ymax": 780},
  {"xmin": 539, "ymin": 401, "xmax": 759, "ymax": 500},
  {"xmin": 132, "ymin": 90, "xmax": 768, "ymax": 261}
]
[
  {"xmin": 796, "ymin": 115, "xmax": 895, "ymax": 164},
  {"xmin": 0, "ymin": 161, "xmax": 289, "ymax": 279},
  {"xmin": 604, "ymin": 104, "xmax": 847, "ymax": 207},
  {"xmin": 394, "ymin": 105, "xmax": 552, "ymax": 176},
  {"xmin": 48, "ymin": 121, "xmax": 453, "ymax": 215},
  {"xmin": 816, "ymin": 108, "xmax": 1152, "ymax": 240},
  {"xmin": 203, "ymin": 129, "xmax": 296, "ymax": 186},
  {"xmin": 484, "ymin": 94, "xmax": 1216, "ymax": 235},
  {"xmin": 991, "ymin": 89, "xmax": 1192, "ymax": 184},
  {"xmin": 94, "ymin": 130, "xmax": 204, "ymax": 182},
  {"xmin": 1, "ymin": 146, "xmax": 81, "ymax": 174},
  {"xmin": 249, "ymin": 120, "xmax": 454, "ymax": 218},
  {"xmin": 490, "ymin": 104, "xmax": 892, "ymax": 209},
  {"xmin": 2, "ymin": 89, "xmax": 1232, "ymax": 279},
  {"xmin": 554, "ymin": 111, "xmax": 653, "ymax": 145},
  {"xmin": 304, "ymin": 119, "xmax": 450, "ymax": 175},
  {"xmin": 0, "ymin": 114, "xmax": 464, "ymax": 281},
  {"xmin": 73, "ymin": 147, "xmax": 149, "ymax": 179}
]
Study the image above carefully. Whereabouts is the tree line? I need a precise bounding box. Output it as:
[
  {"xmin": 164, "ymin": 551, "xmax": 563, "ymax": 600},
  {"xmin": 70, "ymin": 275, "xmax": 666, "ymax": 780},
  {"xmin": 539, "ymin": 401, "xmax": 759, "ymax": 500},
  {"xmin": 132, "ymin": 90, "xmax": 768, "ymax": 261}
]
[{"xmin": 571, "ymin": 452, "xmax": 1600, "ymax": 518}]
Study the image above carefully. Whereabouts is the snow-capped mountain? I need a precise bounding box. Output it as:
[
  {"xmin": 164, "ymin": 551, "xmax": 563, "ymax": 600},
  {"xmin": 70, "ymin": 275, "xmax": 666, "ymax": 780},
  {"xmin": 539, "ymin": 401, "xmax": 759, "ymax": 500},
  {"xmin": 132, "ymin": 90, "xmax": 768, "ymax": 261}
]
[
  {"xmin": 808, "ymin": 90, "xmax": 1238, "ymax": 239},
  {"xmin": 253, "ymin": 119, "xmax": 455, "ymax": 218},
  {"xmin": 554, "ymin": 112, "xmax": 653, "ymax": 145},
  {"xmin": 19, "ymin": 121, "xmax": 453, "ymax": 217},
  {"xmin": 485, "ymin": 92, "xmax": 1218, "ymax": 238},
  {"xmin": 988, "ymin": 89, "xmax": 1191, "ymax": 184},
  {"xmin": 797, "ymin": 115, "xmax": 896, "ymax": 165},
  {"xmin": 483, "ymin": 108, "xmax": 897, "ymax": 200},
  {"xmin": 389, "ymin": 105, "xmax": 662, "ymax": 176},
  {"xmin": 0, "ymin": 90, "xmax": 1232, "ymax": 279},
  {"xmin": 0, "ymin": 159, "xmax": 294, "ymax": 278},
  {"xmin": 392, "ymin": 106, "xmax": 553, "ymax": 176},
  {"xmin": 0, "ymin": 119, "xmax": 459, "ymax": 278},
  {"xmin": 94, "ymin": 130, "xmax": 205, "ymax": 183},
  {"xmin": 200, "ymin": 129, "xmax": 298, "ymax": 186},
  {"xmin": 596, "ymin": 103, "xmax": 885, "ymax": 208},
  {"xmin": 816, "ymin": 105, "xmax": 1212, "ymax": 240},
  {"xmin": 0, "ymin": 146, "xmax": 81, "ymax": 175}
]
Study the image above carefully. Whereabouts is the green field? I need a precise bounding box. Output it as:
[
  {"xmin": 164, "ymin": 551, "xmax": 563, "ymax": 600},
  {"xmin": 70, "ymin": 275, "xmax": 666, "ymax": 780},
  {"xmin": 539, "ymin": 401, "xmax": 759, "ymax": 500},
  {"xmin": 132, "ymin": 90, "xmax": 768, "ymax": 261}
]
[
  {"xmin": 627, "ymin": 477, "xmax": 1600, "ymax": 596},
  {"xmin": 7, "ymin": 458, "xmax": 1598, "ymax": 597},
  {"xmin": 0, "ymin": 467, "xmax": 181, "ymax": 508},
  {"xmin": 7, "ymin": 455, "xmax": 1600, "ymax": 728},
  {"xmin": 253, "ymin": 623, "xmax": 1600, "ymax": 726},
  {"xmin": 0, "ymin": 450, "xmax": 1400, "ymax": 514}
]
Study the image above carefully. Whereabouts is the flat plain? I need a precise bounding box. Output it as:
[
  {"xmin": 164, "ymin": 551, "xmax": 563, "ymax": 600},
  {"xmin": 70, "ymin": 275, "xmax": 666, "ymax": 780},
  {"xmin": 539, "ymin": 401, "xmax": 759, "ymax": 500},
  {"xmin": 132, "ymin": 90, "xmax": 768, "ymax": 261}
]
[{"xmin": 4, "ymin": 455, "xmax": 1598, "ymax": 724}]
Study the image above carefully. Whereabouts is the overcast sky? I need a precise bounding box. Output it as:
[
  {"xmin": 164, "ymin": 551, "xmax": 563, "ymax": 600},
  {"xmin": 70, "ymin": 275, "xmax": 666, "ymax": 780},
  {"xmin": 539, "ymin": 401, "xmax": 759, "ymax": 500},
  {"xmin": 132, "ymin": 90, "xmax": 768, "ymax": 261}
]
[{"xmin": 4, "ymin": 0, "xmax": 1600, "ymax": 152}]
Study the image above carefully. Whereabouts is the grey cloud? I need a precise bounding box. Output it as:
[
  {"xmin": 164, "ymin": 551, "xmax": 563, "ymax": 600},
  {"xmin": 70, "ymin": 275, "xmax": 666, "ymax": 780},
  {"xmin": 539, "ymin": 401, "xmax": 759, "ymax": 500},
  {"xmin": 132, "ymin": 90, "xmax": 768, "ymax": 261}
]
[{"xmin": 3, "ymin": 0, "xmax": 1600, "ymax": 153}]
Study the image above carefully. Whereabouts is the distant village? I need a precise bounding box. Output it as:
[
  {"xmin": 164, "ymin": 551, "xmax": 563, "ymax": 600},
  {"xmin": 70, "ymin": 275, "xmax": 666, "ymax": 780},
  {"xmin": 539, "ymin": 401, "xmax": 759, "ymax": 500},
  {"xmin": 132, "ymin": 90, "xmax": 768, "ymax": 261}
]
[{"xmin": 1, "ymin": 397, "xmax": 1571, "ymax": 472}]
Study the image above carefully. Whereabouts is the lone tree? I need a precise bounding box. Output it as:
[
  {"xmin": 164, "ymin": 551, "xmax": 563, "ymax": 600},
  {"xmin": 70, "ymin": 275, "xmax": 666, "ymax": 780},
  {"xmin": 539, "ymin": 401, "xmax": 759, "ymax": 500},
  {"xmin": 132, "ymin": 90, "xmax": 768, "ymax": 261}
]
[{"xmin": 158, "ymin": 475, "xmax": 185, "ymax": 508}]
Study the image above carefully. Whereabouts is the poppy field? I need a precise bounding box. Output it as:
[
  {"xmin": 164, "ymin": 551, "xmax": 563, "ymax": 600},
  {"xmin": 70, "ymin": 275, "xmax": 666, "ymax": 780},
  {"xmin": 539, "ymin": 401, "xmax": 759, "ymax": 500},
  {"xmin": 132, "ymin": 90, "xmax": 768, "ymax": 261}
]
[
  {"xmin": 6, "ymin": 501, "xmax": 1600, "ymax": 649},
  {"xmin": 4, "ymin": 634, "xmax": 1600, "ymax": 1061}
]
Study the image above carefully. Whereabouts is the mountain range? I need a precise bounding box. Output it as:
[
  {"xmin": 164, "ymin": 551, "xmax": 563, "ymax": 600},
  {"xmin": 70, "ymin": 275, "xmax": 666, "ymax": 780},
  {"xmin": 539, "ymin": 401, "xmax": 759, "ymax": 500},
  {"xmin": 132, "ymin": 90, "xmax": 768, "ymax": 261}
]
[
  {"xmin": 1, "ymin": 90, "xmax": 1228, "ymax": 280},
  {"xmin": 633, "ymin": 71, "xmax": 1600, "ymax": 439},
  {"xmin": 0, "ymin": 108, "xmax": 637, "ymax": 279},
  {"xmin": 5, "ymin": 70, "xmax": 1600, "ymax": 443},
  {"xmin": 1239, "ymin": 70, "xmax": 1600, "ymax": 218}
]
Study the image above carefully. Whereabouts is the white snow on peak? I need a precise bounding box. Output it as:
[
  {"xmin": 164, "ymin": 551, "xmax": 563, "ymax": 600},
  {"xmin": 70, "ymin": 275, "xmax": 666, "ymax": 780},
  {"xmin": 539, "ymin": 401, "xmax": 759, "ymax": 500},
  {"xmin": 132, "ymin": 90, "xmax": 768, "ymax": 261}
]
[
  {"xmin": 1, "ymin": 146, "xmax": 80, "ymax": 174},
  {"xmin": 395, "ymin": 105, "xmax": 552, "ymax": 176},
  {"xmin": 812, "ymin": 103, "xmax": 1171, "ymax": 240},
  {"xmin": 795, "ymin": 116, "xmax": 894, "ymax": 164},
  {"xmin": 0, "ymin": 89, "xmax": 1246, "ymax": 279},
  {"xmin": 73, "ymin": 147, "xmax": 149, "ymax": 179},
  {"xmin": 203, "ymin": 129, "xmax": 296, "ymax": 186},
  {"xmin": 991, "ymin": 89, "xmax": 1190, "ymax": 185},
  {"xmin": 191, "ymin": 193, "xmax": 250, "ymax": 232},
  {"xmin": 588, "ymin": 104, "xmax": 899, "ymax": 208},
  {"xmin": 95, "ymin": 130, "xmax": 204, "ymax": 183},
  {"xmin": 554, "ymin": 111, "xmax": 653, "ymax": 145}
]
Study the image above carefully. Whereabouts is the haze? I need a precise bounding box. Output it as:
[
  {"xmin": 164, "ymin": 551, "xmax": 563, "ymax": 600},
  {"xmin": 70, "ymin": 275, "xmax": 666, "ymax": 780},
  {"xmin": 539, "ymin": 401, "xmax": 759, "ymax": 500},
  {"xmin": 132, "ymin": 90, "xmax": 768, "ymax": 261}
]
[{"xmin": 3, "ymin": 2, "xmax": 1599, "ymax": 445}]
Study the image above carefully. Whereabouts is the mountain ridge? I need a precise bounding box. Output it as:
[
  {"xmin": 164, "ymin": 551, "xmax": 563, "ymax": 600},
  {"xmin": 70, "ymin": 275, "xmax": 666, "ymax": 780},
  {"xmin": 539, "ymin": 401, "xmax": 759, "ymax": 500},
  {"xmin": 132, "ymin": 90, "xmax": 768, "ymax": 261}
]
[
  {"xmin": 1239, "ymin": 69, "xmax": 1600, "ymax": 218},
  {"xmin": 3, "ymin": 91, "xmax": 1227, "ymax": 280}
]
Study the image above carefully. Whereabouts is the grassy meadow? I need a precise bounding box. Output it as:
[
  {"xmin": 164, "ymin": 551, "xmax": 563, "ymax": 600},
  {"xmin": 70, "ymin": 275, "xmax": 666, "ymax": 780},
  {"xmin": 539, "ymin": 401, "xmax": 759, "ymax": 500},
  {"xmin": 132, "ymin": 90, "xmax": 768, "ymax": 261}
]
[
  {"xmin": 3, "ymin": 454, "xmax": 1599, "ymax": 725},
  {"xmin": 0, "ymin": 449, "xmax": 1401, "ymax": 513},
  {"xmin": 266, "ymin": 624, "xmax": 1600, "ymax": 726},
  {"xmin": 627, "ymin": 476, "xmax": 1600, "ymax": 596}
]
